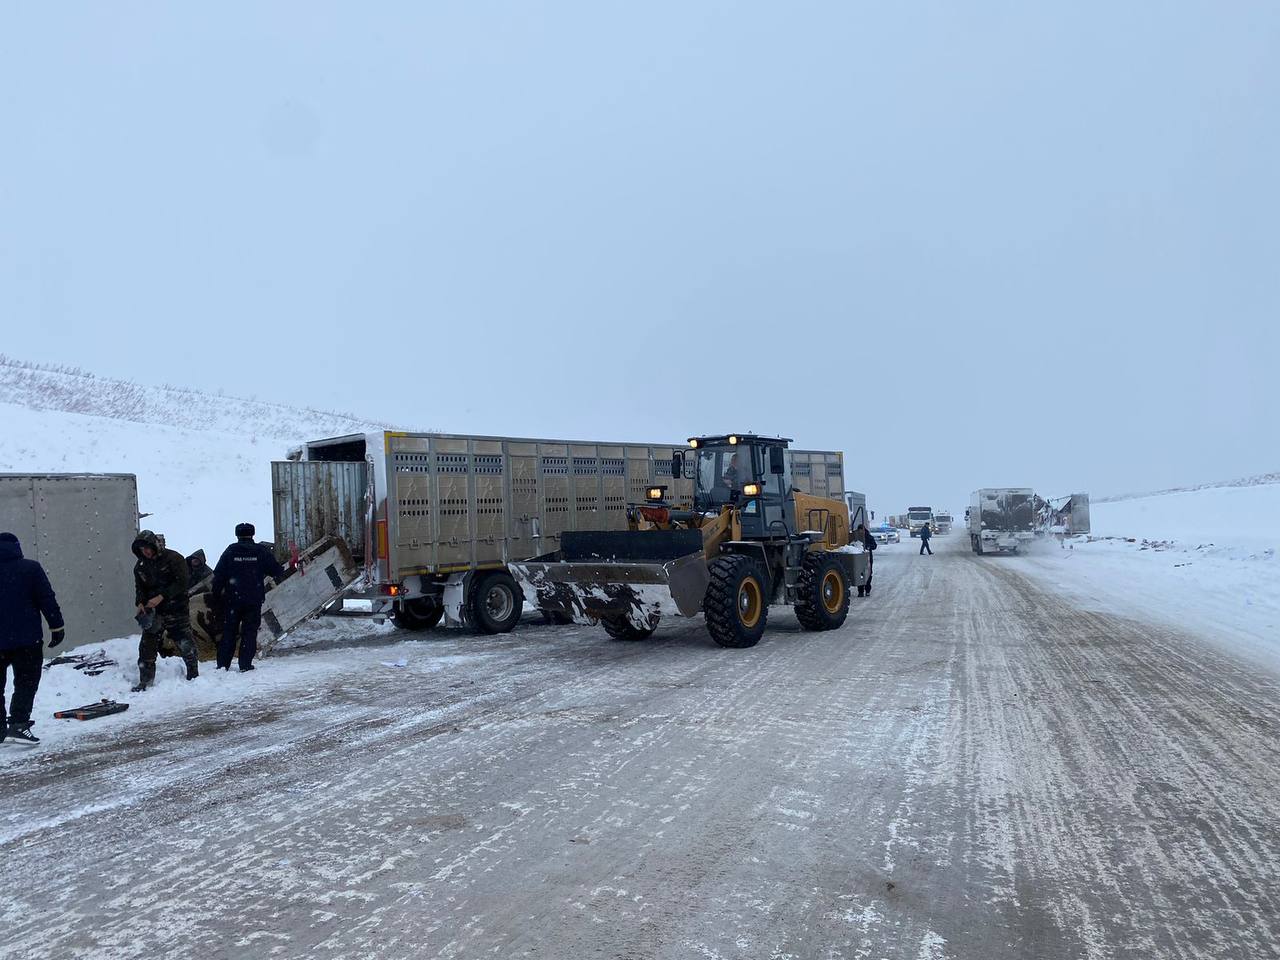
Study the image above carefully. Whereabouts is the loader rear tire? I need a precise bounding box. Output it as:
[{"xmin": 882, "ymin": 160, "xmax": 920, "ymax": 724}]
[
  {"xmin": 704, "ymin": 554, "xmax": 768, "ymax": 649},
  {"xmin": 794, "ymin": 551, "xmax": 850, "ymax": 631},
  {"xmin": 602, "ymin": 615, "xmax": 656, "ymax": 641},
  {"xmin": 471, "ymin": 571, "xmax": 524, "ymax": 634},
  {"xmin": 391, "ymin": 597, "xmax": 443, "ymax": 632}
]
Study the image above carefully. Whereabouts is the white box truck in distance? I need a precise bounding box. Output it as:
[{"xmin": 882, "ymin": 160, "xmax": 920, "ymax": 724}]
[
  {"xmin": 907, "ymin": 506, "xmax": 933, "ymax": 538},
  {"xmin": 969, "ymin": 488, "xmax": 1036, "ymax": 554}
]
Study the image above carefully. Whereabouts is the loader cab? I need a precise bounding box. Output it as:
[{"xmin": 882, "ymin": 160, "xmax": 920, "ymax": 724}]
[{"xmin": 685, "ymin": 435, "xmax": 794, "ymax": 538}]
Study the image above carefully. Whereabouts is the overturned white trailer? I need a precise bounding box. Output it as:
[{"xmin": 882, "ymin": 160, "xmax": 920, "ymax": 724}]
[
  {"xmin": 0, "ymin": 474, "xmax": 139, "ymax": 653},
  {"xmin": 272, "ymin": 432, "xmax": 849, "ymax": 634}
]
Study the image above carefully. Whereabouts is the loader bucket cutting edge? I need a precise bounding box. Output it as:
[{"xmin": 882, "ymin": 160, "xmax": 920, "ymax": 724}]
[{"xmin": 511, "ymin": 549, "xmax": 709, "ymax": 631}]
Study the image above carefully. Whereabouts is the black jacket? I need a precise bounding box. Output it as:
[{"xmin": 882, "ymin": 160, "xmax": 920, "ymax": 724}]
[
  {"xmin": 918, "ymin": 524, "xmax": 932, "ymax": 540},
  {"xmin": 212, "ymin": 539, "xmax": 286, "ymax": 607},
  {"xmin": 856, "ymin": 528, "xmax": 878, "ymax": 551},
  {"xmin": 0, "ymin": 534, "xmax": 64, "ymax": 650},
  {"xmin": 132, "ymin": 530, "xmax": 190, "ymax": 615}
]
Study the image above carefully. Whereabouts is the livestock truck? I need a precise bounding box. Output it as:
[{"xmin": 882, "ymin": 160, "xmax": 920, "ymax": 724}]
[
  {"xmin": 968, "ymin": 488, "xmax": 1036, "ymax": 554},
  {"xmin": 272, "ymin": 431, "xmax": 849, "ymax": 634}
]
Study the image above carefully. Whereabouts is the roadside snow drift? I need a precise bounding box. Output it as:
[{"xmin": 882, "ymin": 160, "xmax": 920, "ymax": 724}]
[{"xmin": 1017, "ymin": 480, "xmax": 1279, "ymax": 672}]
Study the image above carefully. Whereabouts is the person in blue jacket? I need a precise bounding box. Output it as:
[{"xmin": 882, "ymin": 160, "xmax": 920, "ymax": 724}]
[
  {"xmin": 211, "ymin": 523, "xmax": 286, "ymax": 672},
  {"xmin": 918, "ymin": 521, "xmax": 934, "ymax": 556},
  {"xmin": 0, "ymin": 532, "xmax": 65, "ymax": 743}
]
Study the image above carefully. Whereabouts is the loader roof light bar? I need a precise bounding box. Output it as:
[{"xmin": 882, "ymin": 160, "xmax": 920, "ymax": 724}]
[
  {"xmin": 687, "ymin": 434, "xmax": 794, "ymax": 447},
  {"xmin": 742, "ymin": 482, "xmax": 762, "ymax": 497},
  {"xmin": 646, "ymin": 486, "xmax": 667, "ymax": 502}
]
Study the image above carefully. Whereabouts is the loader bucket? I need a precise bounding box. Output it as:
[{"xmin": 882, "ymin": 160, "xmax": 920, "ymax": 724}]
[{"xmin": 511, "ymin": 530, "xmax": 709, "ymax": 630}]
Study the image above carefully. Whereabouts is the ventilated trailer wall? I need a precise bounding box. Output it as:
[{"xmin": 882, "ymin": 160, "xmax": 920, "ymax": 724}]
[{"xmin": 273, "ymin": 432, "xmax": 846, "ymax": 582}]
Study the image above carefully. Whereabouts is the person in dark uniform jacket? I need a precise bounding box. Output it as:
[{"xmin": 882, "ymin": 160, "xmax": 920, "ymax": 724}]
[
  {"xmin": 211, "ymin": 523, "xmax": 286, "ymax": 672},
  {"xmin": 0, "ymin": 532, "xmax": 64, "ymax": 742},
  {"xmin": 852, "ymin": 523, "xmax": 878, "ymax": 597}
]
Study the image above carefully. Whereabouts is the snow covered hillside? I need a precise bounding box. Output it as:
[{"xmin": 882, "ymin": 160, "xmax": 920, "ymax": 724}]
[
  {"xmin": 0, "ymin": 356, "xmax": 394, "ymax": 554},
  {"xmin": 1019, "ymin": 479, "xmax": 1279, "ymax": 672}
]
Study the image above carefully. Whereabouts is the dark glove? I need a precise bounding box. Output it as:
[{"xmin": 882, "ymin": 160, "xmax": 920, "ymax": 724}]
[{"xmin": 48, "ymin": 627, "xmax": 66, "ymax": 648}]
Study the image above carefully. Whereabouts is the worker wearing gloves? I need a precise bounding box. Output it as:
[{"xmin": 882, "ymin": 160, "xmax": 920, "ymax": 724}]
[
  {"xmin": 132, "ymin": 530, "xmax": 197, "ymax": 690},
  {"xmin": 0, "ymin": 532, "xmax": 65, "ymax": 743},
  {"xmin": 211, "ymin": 523, "xmax": 286, "ymax": 673}
]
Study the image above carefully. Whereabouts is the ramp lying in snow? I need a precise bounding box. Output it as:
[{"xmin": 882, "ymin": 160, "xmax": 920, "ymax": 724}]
[{"xmin": 188, "ymin": 536, "xmax": 358, "ymax": 660}]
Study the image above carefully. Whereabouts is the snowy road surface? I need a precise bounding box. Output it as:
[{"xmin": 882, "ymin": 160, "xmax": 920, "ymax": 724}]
[{"xmin": 3, "ymin": 536, "xmax": 1278, "ymax": 960}]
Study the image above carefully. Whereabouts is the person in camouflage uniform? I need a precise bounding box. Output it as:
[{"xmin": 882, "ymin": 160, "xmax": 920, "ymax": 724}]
[{"xmin": 131, "ymin": 530, "xmax": 198, "ymax": 690}]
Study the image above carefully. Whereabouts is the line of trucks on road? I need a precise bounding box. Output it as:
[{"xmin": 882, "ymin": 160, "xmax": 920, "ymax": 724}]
[
  {"xmin": 886, "ymin": 492, "xmax": 1090, "ymax": 555},
  {"xmin": 5, "ymin": 430, "xmax": 1091, "ymax": 656}
]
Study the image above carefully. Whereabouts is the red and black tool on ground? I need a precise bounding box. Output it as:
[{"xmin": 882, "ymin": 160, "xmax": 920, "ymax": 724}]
[{"xmin": 53, "ymin": 700, "xmax": 130, "ymax": 721}]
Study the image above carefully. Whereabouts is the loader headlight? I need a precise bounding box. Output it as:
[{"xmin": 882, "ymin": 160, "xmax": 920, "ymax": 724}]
[
  {"xmin": 688, "ymin": 438, "xmax": 700, "ymax": 448},
  {"xmin": 728, "ymin": 435, "xmax": 739, "ymax": 445},
  {"xmin": 646, "ymin": 486, "xmax": 666, "ymax": 502},
  {"xmin": 743, "ymin": 482, "xmax": 762, "ymax": 497}
]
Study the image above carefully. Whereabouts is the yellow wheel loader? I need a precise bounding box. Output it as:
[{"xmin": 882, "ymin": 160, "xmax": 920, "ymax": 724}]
[{"xmin": 510, "ymin": 435, "xmax": 869, "ymax": 648}]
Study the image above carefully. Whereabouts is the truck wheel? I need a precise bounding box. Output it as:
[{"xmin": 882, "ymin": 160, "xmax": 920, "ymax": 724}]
[
  {"xmin": 793, "ymin": 551, "xmax": 850, "ymax": 631},
  {"xmin": 602, "ymin": 615, "xmax": 656, "ymax": 641},
  {"xmin": 391, "ymin": 597, "xmax": 444, "ymax": 632},
  {"xmin": 976, "ymin": 538, "xmax": 985, "ymax": 555},
  {"xmin": 704, "ymin": 554, "xmax": 768, "ymax": 649},
  {"xmin": 471, "ymin": 571, "xmax": 524, "ymax": 634}
]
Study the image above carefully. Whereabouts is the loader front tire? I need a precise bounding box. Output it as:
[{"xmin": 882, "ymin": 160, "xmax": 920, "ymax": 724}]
[
  {"xmin": 602, "ymin": 615, "xmax": 656, "ymax": 642},
  {"xmin": 471, "ymin": 571, "xmax": 524, "ymax": 634},
  {"xmin": 704, "ymin": 554, "xmax": 768, "ymax": 649},
  {"xmin": 794, "ymin": 551, "xmax": 850, "ymax": 632},
  {"xmin": 391, "ymin": 597, "xmax": 444, "ymax": 632}
]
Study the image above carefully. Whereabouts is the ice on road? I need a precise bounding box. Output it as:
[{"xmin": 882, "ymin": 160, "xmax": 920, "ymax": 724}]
[{"xmin": 2, "ymin": 535, "xmax": 1278, "ymax": 960}]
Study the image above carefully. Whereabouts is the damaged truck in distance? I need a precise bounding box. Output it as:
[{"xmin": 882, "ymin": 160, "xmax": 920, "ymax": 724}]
[{"xmin": 968, "ymin": 488, "xmax": 1036, "ymax": 554}]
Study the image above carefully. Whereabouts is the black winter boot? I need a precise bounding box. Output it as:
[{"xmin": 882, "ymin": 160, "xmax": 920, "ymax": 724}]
[
  {"xmin": 185, "ymin": 661, "xmax": 199, "ymax": 681},
  {"xmin": 133, "ymin": 660, "xmax": 155, "ymax": 692},
  {"xmin": 7, "ymin": 722, "xmax": 39, "ymax": 744}
]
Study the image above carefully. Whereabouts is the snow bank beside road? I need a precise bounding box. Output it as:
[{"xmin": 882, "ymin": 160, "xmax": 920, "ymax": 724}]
[
  {"xmin": 1017, "ymin": 480, "xmax": 1279, "ymax": 672},
  {"xmin": 1090, "ymin": 481, "xmax": 1277, "ymax": 556}
]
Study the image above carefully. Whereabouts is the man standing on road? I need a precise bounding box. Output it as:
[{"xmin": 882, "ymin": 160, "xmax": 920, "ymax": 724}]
[
  {"xmin": 918, "ymin": 521, "xmax": 934, "ymax": 556},
  {"xmin": 211, "ymin": 523, "xmax": 286, "ymax": 673},
  {"xmin": 853, "ymin": 523, "xmax": 877, "ymax": 597},
  {"xmin": 0, "ymin": 532, "xmax": 65, "ymax": 743},
  {"xmin": 132, "ymin": 530, "xmax": 197, "ymax": 691}
]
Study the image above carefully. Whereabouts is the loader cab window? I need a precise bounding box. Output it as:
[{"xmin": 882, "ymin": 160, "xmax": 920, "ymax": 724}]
[{"xmin": 694, "ymin": 445, "xmax": 760, "ymax": 508}]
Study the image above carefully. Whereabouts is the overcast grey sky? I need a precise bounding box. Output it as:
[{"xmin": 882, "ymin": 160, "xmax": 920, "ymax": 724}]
[{"xmin": 2, "ymin": 2, "xmax": 1276, "ymax": 512}]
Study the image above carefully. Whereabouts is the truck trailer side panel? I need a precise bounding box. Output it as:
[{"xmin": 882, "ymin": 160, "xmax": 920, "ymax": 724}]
[
  {"xmin": 272, "ymin": 434, "xmax": 849, "ymax": 615},
  {"xmin": 0, "ymin": 474, "xmax": 139, "ymax": 653}
]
